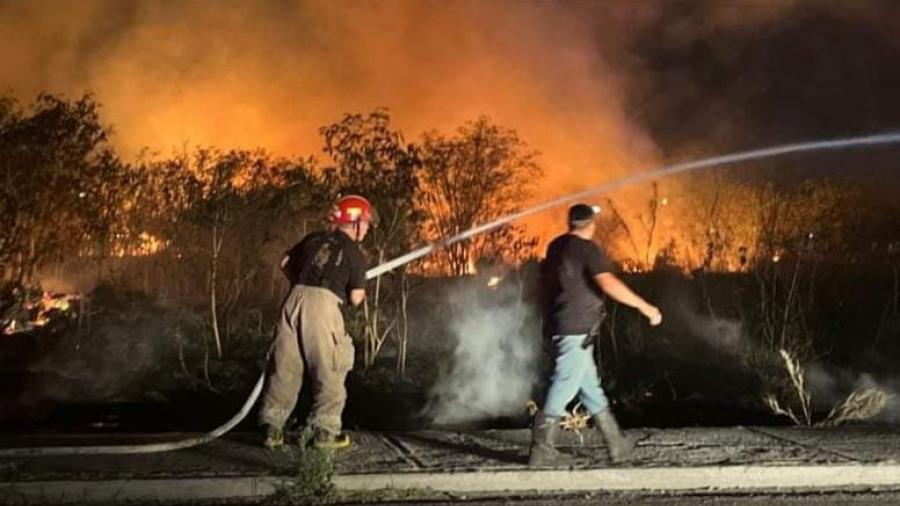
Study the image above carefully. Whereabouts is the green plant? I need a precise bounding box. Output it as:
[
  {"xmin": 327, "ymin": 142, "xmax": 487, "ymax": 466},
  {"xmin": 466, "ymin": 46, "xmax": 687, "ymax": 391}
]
[{"xmin": 270, "ymin": 447, "xmax": 335, "ymax": 505}]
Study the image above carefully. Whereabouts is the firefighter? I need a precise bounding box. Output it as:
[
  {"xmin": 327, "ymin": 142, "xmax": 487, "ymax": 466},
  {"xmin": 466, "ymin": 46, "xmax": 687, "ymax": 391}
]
[
  {"xmin": 530, "ymin": 203, "xmax": 662, "ymax": 467},
  {"xmin": 259, "ymin": 195, "xmax": 373, "ymax": 450}
]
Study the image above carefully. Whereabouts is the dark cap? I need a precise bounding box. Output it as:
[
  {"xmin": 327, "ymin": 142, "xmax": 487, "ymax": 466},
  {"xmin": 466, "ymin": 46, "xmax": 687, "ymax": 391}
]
[{"xmin": 568, "ymin": 203, "xmax": 600, "ymax": 225}]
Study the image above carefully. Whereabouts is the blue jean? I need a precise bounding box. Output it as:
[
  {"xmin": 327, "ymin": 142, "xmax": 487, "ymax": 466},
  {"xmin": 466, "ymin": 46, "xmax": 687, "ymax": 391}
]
[{"xmin": 542, "ymin": 334, "xmax": 609, "ymax": 418}]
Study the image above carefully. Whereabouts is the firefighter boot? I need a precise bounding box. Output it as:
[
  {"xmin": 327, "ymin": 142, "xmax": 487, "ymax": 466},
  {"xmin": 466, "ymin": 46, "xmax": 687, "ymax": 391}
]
[
  {"xmin": 594, "ymin": 410, "xmax": 634, "ymax": 464},
  {"xmin": 263, "ymin": 424, "xmax": 285, "ymax": 449},
  {"xmin": 528, "ymin": 413, "xmax": 577, "ymax": 467},
  {"xmin": 311, "ymin": 428, "xmax": 351, "ymax": 450}
]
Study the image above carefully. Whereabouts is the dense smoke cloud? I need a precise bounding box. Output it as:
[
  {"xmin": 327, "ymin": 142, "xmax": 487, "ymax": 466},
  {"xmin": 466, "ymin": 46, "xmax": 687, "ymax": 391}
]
[
  {"xmin": 0, "ymin": 1, "xmax": 656, "ymax": 189},
  {"xmin": 806, "ymin": 364, "xmax": 900, "ymax": 424},
  {"xmin": 678, "ymin": 303, "xmax": 742, "ymax": 355},
  {"xmin": 425, "ymin": 280, "xmax": 541, "ymax": 425},
  {"xmin": 3, "ymin": 0, "xmax": 897, "ymax": 246},
  {"xmin": 627, "ymin": 0, "xmax": 900, "ymax": 156}
]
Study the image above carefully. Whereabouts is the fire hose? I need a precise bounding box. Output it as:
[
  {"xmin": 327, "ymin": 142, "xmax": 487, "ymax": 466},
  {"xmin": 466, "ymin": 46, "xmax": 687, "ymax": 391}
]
[{"xmin": 1, "ymin": 131, "xmax": 899, "ymax": 457}]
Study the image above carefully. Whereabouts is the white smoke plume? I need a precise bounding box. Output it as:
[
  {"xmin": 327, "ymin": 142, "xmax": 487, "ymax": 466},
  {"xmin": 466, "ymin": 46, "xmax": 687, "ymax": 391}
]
[
  {"xmin": 677, "ymin": 301, "xmax": 743, "ymax": 355},
  {"xmin": 856, "ymin": 374, "xmax": 900, "ymax": 423},
  {"xmin": 425, "ymin": 279, "xmax": 541, "ymax": 425},
  {"xmin": 806, "ymin": 364, "xmax": 900, "ymax": 424}
]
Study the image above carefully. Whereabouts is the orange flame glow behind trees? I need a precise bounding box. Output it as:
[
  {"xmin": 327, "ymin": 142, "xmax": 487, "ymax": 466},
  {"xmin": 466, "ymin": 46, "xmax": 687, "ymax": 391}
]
[
  {"xmin": 0, "ymin": 0, "xmax": 660, "ymax": 257},
  {"xmin": 595, "ymin": 176, "xmax": 865, "ymax": 272},
  {"xmin": 0, "ymin": 1, "xmax": 881, "ymax": 274}
]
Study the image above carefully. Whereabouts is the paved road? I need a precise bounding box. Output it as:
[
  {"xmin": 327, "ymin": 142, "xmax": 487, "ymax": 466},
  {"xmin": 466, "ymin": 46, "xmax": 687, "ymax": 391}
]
[
  {"xmin": 4, "ymin": 426, "xmax": 900, "ymax": 504},
  {"xmin": 356, "ymin": 491, "xmax": 900, "ymax": 505},
  {"xmin": 157, "ymin": 489, "xmax": 900, "ymax": 505}
]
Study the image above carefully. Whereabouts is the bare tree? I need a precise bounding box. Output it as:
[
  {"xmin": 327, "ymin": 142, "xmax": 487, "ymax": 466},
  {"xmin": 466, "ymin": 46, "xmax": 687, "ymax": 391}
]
[
  {"xmin": 600, "ymin": 182, "xmax": 664, "ymax": 272},
  {"xmin": 320, "ymin": 110, "xmax": 422, "ymax": 370},
  {"xmin": 0, "ymin": 94, "xmax": 124, "ymax": 287},
  {"xmin": 419, "ymin": 117, "xmax": 542, "ymax": 276}
]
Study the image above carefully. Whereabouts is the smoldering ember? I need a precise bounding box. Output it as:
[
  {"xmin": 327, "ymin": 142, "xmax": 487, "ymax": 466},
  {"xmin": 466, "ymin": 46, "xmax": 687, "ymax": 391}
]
[{"xmin": 2, "ymin": 1, "xmax": 900, "ymax": 505}]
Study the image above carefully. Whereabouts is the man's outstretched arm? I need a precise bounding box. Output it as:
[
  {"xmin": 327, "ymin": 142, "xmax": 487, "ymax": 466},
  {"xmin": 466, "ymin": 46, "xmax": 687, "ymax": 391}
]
[{"xmin": 595, "ymin": 272, "xmax": 662, "ymax": 326}]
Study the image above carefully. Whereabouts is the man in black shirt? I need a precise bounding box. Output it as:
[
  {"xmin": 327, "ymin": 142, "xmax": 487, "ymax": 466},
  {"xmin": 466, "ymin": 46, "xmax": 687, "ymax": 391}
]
[
  {"xmin": 259, "ymin": 195, "xmax": 372, "ymax": 450},
  {"xmin": 530, "ymin": 203, "xmax": 662, "ymax": 467}
]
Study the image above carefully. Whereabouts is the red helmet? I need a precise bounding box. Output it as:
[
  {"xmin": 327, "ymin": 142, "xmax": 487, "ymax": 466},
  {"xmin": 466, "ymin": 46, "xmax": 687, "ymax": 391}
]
[{"xmin": 330, "ymin": 195, "xmax": 374, "ymax": 225}]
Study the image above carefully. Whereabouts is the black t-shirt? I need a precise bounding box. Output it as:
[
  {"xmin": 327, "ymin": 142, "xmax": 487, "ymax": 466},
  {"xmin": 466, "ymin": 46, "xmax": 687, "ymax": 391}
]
[
  {"xmin": 283, "ymin": 230, "xmax": 368, "ymax": 304},
  {"xmin": 541, "ymin": 233, "xmax": 612, "ymax": 336}
]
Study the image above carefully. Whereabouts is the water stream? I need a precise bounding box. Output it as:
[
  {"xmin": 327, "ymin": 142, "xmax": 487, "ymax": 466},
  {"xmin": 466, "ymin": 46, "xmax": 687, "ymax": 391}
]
[{"xmin": 367, "ymin": 131, "xmax": 900, "ymax": 280}]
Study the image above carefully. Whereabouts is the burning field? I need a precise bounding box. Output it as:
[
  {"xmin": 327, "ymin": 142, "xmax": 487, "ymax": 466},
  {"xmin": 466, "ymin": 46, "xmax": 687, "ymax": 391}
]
[
  {"xmin": 2, "ymin": 290, "xmax": 80, "ymax": 336},
  {"xmin": 1, "ymin": 0, "xmax": 900, "ymax": 438}
]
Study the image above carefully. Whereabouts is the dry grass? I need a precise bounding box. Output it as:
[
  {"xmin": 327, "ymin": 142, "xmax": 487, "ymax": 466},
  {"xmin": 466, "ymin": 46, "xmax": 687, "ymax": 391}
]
[
  {"xmin": 764, "ymin": 348, "xmax": 889, "ymax": 427},
  {"xmin": 560, "ymin": 403, "xmax": 590, "ymax": 431},
  {"xmin": 560, "ymin": 402, "xmax": 590, "ymax": 445},
  {"xmin": 762, "ymin": 348, "xmax": 812, "ymax": 426},
  {"xmin": 818, "ymin": 388, "xmax": 890, "ymax": 427},
  {"xmin": 763, "ymin": 393, "xmax": 805, "ymax": 426},
  {"xmin": 525, "ymin": 399, "xmax": 591, "ymax": 444}
]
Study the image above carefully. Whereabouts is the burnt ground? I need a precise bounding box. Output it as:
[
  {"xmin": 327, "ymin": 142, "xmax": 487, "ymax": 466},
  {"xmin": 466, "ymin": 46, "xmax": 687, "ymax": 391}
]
[{"xmin": 2, "ymin": 275, "xmax": 900, "ymax": 504}]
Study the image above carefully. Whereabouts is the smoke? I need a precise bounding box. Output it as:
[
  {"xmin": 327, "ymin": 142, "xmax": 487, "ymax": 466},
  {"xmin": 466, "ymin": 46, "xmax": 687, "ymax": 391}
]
[
  {"xmin": 629, "ymin": 0, "xmax": 900, "ymax": 155},
  {"xmin": 805, "ymin": 364, "xmax": 900, "ymax": 424},
  {"xmin": 4, "ymin": 1, "xmax": 896, "ymax": 255},
  {"xmin": 0, "ymin": 1, "xmax": 656, "ymax": 168},
  {"xmin": 856, "ymin": 375, "xmax": 900, "ymax": 423},
  {"xmin": 0, "ymin": 0, "xmax": 664, "ymax": 247},
  {"xmin": 677, "ymin": 301, "xmax": 743, "ymax": 355},
  {"xmin": 425, "ymin": 278, "xmax": 541, "ymax": 425},
  {"xmin": 35, "ymin": 261, "xmax": 104, "ymax": 296},
  {"xmin": 13, "ymin": 287, "xmax": 199, "ymax": 407}
]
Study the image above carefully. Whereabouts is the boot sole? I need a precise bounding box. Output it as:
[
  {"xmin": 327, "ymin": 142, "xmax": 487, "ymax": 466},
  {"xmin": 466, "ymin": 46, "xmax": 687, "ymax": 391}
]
[
  {"xmin": 313, "ymin": 434, "xmax": 351, "ymax": 450},
  {"xmin": 263, "ymin": 439, "xmax": 284, "ymax": 449}
]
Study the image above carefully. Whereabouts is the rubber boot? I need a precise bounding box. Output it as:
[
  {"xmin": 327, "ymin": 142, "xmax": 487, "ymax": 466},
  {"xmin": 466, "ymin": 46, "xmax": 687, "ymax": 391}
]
[
  {"xmin": 263, "ymin": 424, "xmax": 284, "ymax": 449},
  {"xmin": 311, "ymin": 428, "xmax": 351, "ymax": 450},
  {"xmin": 528, "ymin": 413, "xmax": 577, "ymax": 467},
  {"xmin": 594, "ymin": 410, "xmax": 634, "ymax": 463}
]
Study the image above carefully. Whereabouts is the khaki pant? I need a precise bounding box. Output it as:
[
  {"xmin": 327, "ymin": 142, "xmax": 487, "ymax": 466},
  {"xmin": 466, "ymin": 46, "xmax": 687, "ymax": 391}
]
[{"xmin": 259, "ymin": 285, "xmax": 355, "ymax": 435}]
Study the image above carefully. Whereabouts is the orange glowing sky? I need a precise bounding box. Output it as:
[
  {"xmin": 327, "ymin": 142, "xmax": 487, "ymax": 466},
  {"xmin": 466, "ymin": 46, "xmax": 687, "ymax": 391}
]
[
  {"xmin": 8, "ymin": 0, "xmax": 852, "ymax": 260},
  {"xmin": 0, "ymin": 1, "xmax": 669, "ymax": 241}
]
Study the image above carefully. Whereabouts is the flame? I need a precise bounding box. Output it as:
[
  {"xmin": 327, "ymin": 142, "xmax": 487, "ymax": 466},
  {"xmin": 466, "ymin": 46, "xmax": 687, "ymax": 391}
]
[
  {"xmin": 111, "ymin": 231, "xmax": 167, "ymax": 258},
  {"xmin": 4, "ymin": 292, "xmax": 78, "ymax": 335},
  {"xmin": 620, "ymin": 259, "xmax": 647, "ymax": 274},
  {"xmin": 0, "ymin": 1, "xmax": 661, "ymax": 261}
]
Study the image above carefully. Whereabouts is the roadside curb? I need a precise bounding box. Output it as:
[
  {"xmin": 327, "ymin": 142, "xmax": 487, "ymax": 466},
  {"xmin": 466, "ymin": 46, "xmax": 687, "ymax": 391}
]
[
  {"xmin": 5, "ymin": 463, "xmax": 900, "ymax": 504},
  {"xmin": 334, "ymin": 463, "xmax": 900, "ymax": 492},
  {"xmin": 1, "ymin": 476, "xmax": 287, "ymax": 504}
]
